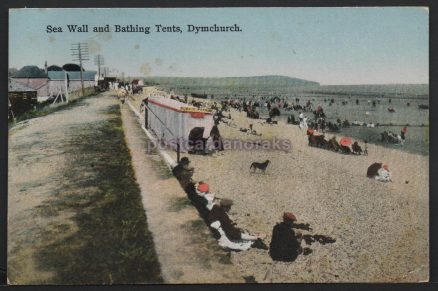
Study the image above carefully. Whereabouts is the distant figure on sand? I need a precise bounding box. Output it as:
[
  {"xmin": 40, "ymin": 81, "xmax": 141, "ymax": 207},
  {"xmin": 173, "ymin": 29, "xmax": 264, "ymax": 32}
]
[
  {"xmin": 352, "ymin": 141, "xmax": 363, "ymax": 155},
  {"xmin": 299, "ymin": 112, "xmax": 308, "ymax": 129},
  {"xmin": 269, "ymin": 212, "xmax": 303, "ymax": 262},
  {"xmin": 400, "ymin": 127, "xmax": 407, "ymax": 144},
  {"xmin": 367, "ymin": 162, "xmax": 392, "ymax": 182}
]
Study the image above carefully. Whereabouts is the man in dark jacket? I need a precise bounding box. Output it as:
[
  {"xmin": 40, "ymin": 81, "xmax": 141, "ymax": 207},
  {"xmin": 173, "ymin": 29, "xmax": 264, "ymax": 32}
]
[
  {"xmin": 269, "ymin": 212, "xmax": 303, "ymax": 262},
  {"xmin": 172, "ymin": 157, "xmax": 194, "ymax": 189}
]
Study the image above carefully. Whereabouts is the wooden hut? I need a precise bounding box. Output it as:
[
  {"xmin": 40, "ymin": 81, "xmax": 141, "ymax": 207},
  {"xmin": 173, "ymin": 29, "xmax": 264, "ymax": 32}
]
[{"xmin": 8, "ymin": 79, "xmax": 38, "ymax": 117}]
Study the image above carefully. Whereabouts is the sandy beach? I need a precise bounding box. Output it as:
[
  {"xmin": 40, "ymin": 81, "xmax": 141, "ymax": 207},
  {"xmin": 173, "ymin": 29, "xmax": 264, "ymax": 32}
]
[{"xmin": 130, "ymin": 87, "xmax": 428, "ymax": 282}]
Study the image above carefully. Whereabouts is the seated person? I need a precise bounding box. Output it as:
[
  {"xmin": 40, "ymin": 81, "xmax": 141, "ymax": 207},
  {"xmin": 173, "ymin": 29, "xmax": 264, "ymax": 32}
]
[
  {"xmin": 184, "ymin": 182, "xmax": 210, "ymax": 218},
  {"xmin": 172, "ymin": 157, "xmax": 194, "ymax": 189},
  {"xmin": 376, "ymin": 164, "xmax": 391, "ymax": 182},
  {"xmin": 329, "ymin": 136, "xmax": 340, "ymax": 151},
  {"xmin": 206, "ymin": 193, "xmax": 261, "ymax": 242},
  {"xmin": 339, "ymin": 145, "xmax": 352, "ymax": 154},
  {"xmin": 269, "ymin": 212, "xmax": 303, "ymax": 262},
  {"xmin": 210, "ymin": 221, "xmax": 252, "ymax": 251},
  {"xmin": 352, "ymin": 141, "xmax": 363, "ymax": 154},
  {"xmin": 367, "ymin": 163, "xmax": 391, "ymax": 182},
  {"xmin": 287, "ymin": 115, "xmax": 296, "ymax": 124}
]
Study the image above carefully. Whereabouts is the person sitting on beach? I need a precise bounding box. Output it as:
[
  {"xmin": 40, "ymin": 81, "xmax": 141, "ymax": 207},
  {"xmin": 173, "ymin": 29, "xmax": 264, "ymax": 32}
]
[
  {"xmin": 299, "ymin": 113, "xmax": 307, "ymax": 129},
  {"xmin": 269, "ymin": 212, "xmax": 303, "ymax": 262},
  {"xmin": 342, "ymin": 119, "xmax": 350, "ymax": 127},
  {"xmin": 398, "ymin": 127, "xmax": 407, "ymax": 145},
  {"xmin": 205, "ymin": 193, "xmax": 265, "ymax": 248},
  {"xmin": 366, "ymin": 163, "xmax": 392, "ymax": 182},
  {"xmin": 386, "ymin": 131, "xmax": 401, "ymax": 144},
  {"xmin": 172, "ymin": 157, "xmax": 194, "ymax": 189},
  {"xmin": 376, "ymin": 164, "xmax": 392, "ymax": 182},
  {"xmin": 210, "ymin": 221, "xmax": 252, "ymax": 251},
  {"xmin": 191, "ymin": 182, "xmax": 210, "ymax": 210},
  {"xmin": 339, "ymin": 144, "xmax": 352, "ymax": 154},
  {"xmin": 287, "ymin": 114, "xmax": 297, "ymax": 124},
  {"xmin": 328, "ymin": 136, "xmax": 340, "ymax": 152},
  {"xmin": 352, "ymin": 141, "xmax": 363, "ymax": 155}
]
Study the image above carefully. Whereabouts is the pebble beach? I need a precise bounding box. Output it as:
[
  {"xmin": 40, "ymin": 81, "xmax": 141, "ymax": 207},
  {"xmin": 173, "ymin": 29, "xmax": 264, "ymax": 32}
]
[{"xmin": 131, "ymin": 87, "xmax": 429, "ymax": 282}]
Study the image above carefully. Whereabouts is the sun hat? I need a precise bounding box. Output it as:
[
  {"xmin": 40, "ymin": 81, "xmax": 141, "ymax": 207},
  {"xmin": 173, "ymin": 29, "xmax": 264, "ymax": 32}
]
[
  {"xmin": 283, "ymin": 212, "xmax": 297, "ymax": 222},
  {"xmin": 197, "ymin": 182, "xmax": 209, "ymax": 193}
]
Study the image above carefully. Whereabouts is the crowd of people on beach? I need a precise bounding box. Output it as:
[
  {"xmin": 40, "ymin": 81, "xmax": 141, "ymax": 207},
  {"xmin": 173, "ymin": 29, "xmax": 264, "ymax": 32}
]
[
  {"xmin": 137, "ymin": 92, "xmax": 402, "ymax": 262},
  {"xmin": 171, "ymin": 155, "xmax": 336, "ymax": 261},
  {"xmin": 216, "ymin": 95, "xmax": 415, "ymax": 150}
]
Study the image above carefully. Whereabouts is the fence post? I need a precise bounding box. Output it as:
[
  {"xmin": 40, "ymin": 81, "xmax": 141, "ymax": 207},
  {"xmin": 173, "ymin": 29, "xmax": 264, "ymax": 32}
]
[{"xmin": 177, "ymin": 141, "xmax": 180, "ymax": 163}]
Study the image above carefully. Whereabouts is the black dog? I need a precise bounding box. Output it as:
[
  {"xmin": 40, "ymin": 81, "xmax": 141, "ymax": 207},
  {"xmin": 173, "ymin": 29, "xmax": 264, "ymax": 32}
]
[{"xmin": 250, "ymin": 160, "xmax": 271, "ymax": 173}]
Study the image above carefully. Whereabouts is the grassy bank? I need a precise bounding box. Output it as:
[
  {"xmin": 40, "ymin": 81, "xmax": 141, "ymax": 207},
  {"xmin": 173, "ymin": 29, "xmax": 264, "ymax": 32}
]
[{"xmin": 28, "ymin": 102, "xmax": 162, "ymax": 284}]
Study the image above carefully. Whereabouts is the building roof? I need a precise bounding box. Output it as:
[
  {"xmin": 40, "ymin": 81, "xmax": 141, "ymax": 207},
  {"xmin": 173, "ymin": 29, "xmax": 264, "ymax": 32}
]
[
  {"xmin": 48, "ymin": 71, "xmax": 97, "ymax": 81},
  {"xmin": 47, "ymin": 65, "xmax": 63, "ymax": 71},
  {"xmin": 13, "ymin": 65, "xmax": 47, "ymax": 78},
  {"xmin": 8, "ymin": 79, "xmax": 36, "ymax": 92}
]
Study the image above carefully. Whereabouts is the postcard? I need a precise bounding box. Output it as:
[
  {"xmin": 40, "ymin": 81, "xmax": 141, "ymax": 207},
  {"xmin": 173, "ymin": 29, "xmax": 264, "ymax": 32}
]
[{"xmin": 7, "ymin": 7, "xmax": 429, "ymax": 284}]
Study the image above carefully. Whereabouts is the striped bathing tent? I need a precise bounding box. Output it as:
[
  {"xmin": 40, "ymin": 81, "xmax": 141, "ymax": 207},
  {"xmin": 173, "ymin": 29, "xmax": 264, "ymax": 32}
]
[{"xmin": 145, "ymin": 96, "xmax": 215, "ymax": 152}]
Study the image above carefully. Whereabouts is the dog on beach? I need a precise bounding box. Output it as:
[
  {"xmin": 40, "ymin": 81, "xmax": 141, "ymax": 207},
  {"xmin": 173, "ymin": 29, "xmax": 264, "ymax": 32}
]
[{"xmin": 250, "ymin": 160, "xmax": 271, "ymax": 173}]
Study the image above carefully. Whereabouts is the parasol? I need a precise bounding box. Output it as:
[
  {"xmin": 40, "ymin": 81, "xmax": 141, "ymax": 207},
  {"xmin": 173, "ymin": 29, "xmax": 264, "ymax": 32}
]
[{"xmin": 339, "ymin": 137, "xmax": 352, "ymax": 146}]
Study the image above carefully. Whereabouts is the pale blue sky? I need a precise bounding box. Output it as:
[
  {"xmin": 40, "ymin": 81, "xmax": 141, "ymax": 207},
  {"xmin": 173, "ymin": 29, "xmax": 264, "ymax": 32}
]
[{"xmin": 9, "ymin": 7, "xmax": 428, "ymax": 85}]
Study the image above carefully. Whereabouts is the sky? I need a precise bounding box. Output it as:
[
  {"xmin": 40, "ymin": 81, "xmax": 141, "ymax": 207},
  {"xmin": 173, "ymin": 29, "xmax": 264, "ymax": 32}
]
[{"xmin": 9, "ymin": 7, "xmax": 429, "ymax": 85}]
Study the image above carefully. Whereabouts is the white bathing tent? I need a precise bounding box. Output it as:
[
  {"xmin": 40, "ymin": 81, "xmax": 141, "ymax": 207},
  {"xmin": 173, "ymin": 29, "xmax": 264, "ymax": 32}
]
[{"xmin": 146, "ymin": 96, "xmax": 215, "ymax": 151}]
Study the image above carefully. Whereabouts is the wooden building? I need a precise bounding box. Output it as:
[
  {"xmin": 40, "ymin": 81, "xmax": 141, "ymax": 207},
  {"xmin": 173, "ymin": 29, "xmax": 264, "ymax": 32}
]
[{"xmin": 8, "ymin": 78, "xmax": 38, "ymax": 117}]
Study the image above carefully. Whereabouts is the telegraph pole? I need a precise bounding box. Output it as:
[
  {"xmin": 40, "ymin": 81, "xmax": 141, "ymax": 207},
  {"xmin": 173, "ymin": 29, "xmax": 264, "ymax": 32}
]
[
  {"xmin": 71, "ymin": 42, "xmax": 89, "ymax": 96},
  {"xmin": 94, "ymin": 54, "xmax": 104, "ymax": 78}
]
